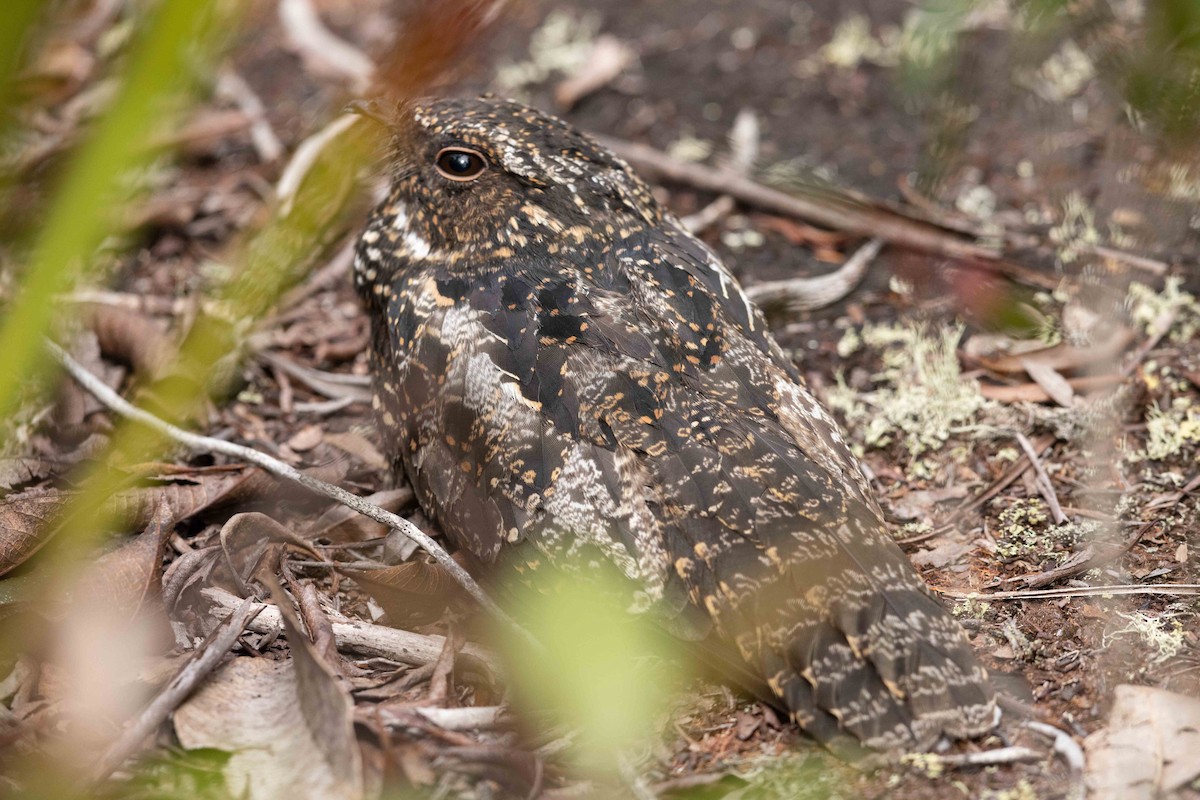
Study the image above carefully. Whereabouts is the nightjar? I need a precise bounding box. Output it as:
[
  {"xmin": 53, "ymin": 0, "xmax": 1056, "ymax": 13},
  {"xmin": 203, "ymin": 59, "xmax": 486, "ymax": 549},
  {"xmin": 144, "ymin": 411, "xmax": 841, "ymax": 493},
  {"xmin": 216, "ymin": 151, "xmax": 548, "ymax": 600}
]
[{"xmin": 353, "ymin": 96, "xmax": 996, "ymax": 751}]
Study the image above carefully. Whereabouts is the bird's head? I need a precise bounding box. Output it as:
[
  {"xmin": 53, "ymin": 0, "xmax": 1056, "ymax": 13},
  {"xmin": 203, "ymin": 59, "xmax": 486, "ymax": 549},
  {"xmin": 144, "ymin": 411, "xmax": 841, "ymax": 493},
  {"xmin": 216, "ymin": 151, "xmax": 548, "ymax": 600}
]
[{"xmin": 354, "ymin": 95, "xmax": 662, "ymax": 292}]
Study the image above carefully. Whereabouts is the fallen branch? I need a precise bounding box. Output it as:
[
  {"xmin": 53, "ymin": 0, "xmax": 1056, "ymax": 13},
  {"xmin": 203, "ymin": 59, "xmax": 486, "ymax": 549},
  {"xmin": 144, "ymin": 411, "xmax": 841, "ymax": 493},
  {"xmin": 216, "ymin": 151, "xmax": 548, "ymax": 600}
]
[
  {"xmin": 49, "ymin": 341, "xmax": 521, "ymax": 636},
  {"xmin": 204, "ymin": 587, "xmax": 502, "ymax": 674},
  {"xmin": 414, "ymin": 705, "xmax": 507, "ymax": 731},
  {"xmin": 88, "ymin": 595, "xmax": 261, "ymax": 784},
  {"xmin": 597, "ymin": 135, "xmax": 997, "ymax": 262}
]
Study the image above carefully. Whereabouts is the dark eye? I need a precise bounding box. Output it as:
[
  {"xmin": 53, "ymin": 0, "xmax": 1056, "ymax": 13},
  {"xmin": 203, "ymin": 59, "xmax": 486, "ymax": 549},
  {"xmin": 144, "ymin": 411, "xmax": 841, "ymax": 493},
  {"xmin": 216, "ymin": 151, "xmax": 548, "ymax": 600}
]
[{"xmin": 435, "ymin": 147, "xmax": 487, "ymax": 181}]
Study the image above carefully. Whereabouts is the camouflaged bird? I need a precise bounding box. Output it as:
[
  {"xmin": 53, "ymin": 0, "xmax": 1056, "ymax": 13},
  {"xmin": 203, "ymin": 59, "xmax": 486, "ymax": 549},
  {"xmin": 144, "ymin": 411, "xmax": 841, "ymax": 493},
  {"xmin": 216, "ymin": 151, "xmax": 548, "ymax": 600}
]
[{"xmin": 354, "ymin": 96, "xmax": 996, "ymax": 751}]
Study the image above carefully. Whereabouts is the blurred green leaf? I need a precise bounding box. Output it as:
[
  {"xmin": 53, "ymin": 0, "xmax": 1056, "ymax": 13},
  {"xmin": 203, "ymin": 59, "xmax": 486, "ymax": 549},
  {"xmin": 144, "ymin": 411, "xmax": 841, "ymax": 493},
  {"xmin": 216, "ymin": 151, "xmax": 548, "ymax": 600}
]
[
  {"xmin": 0, "ymin": 0, "xmax": 43, "ymax": 114},
  {"xmin": 0, "ymin": 1, "xmax": 223, "ymax": 425},
  {"xmin": 498, "ymin": 563, "xmax": 687, "ymax": 777}
]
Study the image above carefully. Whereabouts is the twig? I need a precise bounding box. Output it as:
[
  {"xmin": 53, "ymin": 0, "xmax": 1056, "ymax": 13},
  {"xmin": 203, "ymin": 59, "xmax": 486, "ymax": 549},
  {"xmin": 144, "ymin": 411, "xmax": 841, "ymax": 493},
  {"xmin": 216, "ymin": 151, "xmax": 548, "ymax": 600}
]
[
  {"xmin": 203, "ymin": 587, "xmax": 503, "ymax": 674},
  {"xmin": 1015, "ymin": 432, "xmax": 1065, "ymax": 524},
  {"xmin": 88, "ymin": 596, "xmax": 261, "ymax": 784},
  {"xmin": 744, "ymin": 237, "xmax": 883, "ymax": 312},
  {"xmin": 1074, "ymin": 243, "xmax": 1169, "ymax": 277},
  {"xmin": 1025, "ymin": 721, "xmax": 1085, "ymax": 800},
  {"xmin": 216, "ymin": 68, "xmax": 284, "ymax": 164},
  {"xmin": 278, "ymin": 0, "xmax": 374, "ymax": 90},
  {"xmin": 934, "ymin": 746, "xmax": 1044, "ymax": 768},
  {"xmin": 597, "ymin": 135, "xmax": 997, "ymax": 262},
  {"xmin": 936, "ymin": 583, "xmax": 1200, "ymax": 600},
  {"xmin": 680, "ymin": 195, "xmax": 735, "ymax": 235},
  {"xmin": 1005, "ymin": 520, "xmax": 1155, "ymax": 589},
  {"xmin": 48, "ymin": 341, "xmax": 523, "ymax": 637},
  {"xmin": 680, "ymin": 110, "xmax": 758, "ymax": 234},
  {"xmin": 951, "ymin": 433, "xmax": 1054, "ymax": 519},
  {"xmin": 414, "ymin": 705, "xmax": 507, "ymax": 731}
]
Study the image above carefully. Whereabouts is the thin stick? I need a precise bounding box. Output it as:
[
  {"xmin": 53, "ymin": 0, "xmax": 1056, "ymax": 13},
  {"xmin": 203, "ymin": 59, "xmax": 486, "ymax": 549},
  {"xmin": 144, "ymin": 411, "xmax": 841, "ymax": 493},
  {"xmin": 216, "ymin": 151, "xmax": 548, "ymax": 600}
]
[
  {"xmin": 88, "ymin": 596, "xmax": 261, "ymax": 784},
  {"xmin": 745, "ymin": 237, "xmax": 883, "ymax": 312},
  {"xmin": 204, "ymin": 587, "xmax": 502, "ymax": 674},
  {"xmin": 936, "ymin": 583, "xmax": 1200, "ymax": 600},
  {"xmin": 1015, "ymin": 432, "xmax": 1066, "ymax": 524},
  {"xmin": 933, "ymin": 746, "xmax": 1044, "ymax": 768},
  {"xmin": 1025, "ymin": 721, "xmax": 1085, "ymax": 800},
  {"xmin": 598, "ymin": 135, "xmax": 997, "ymax": 262},
  {"xmin": 48, "ymin": 341, "xmax": 522, "ymax": 636}
]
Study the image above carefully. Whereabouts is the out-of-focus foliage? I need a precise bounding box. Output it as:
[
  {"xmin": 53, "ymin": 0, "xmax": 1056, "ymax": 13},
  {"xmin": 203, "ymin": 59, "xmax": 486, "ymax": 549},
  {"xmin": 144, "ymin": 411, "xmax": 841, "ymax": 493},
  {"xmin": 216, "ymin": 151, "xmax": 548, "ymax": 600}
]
[{"xmin": 497, "ymin": 563, "xmax": 690, "ymax": 780}]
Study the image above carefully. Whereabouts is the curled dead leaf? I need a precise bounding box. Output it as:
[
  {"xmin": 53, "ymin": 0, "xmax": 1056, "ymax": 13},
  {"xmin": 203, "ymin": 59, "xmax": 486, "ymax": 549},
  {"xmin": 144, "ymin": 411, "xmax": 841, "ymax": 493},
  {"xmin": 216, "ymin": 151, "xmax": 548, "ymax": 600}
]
[
  {"xmin": 343, "ymin": 556, "xmax": 468, "ymax": 627},
  {"xmin": 1083, "ymin": 685, "xmax": 1200, "ymax": 800}
]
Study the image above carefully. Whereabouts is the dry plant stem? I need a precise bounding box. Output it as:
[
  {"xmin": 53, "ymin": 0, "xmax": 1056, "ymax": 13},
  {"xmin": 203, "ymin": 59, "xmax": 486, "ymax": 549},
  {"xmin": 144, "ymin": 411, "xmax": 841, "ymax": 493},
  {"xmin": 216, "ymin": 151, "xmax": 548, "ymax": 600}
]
[
  {"xmin": 745, "ymin": 237, "xmax": 883, "ymax": 312},
  {"xmin": 216, "ymin": 68, "xmax": 284, "ymax": 163},
  {"xmin": 48, "ymin": 342, "xmax": 522, "ymax": 637},
  {"xmin": 934, "ymin": 746, "xmax": 1043, "ymax": 768},
  {"xmin": 1025, "ymin": 720, "xmax": 1085, "ymax": 800},
  {"xmin": 414, "ymin": 706, "xmax": 507, "ymax": 731},
  {"xmin": 597, "ymin": 136, "xmax": 996, "ymax": 261},
  {"xmin": 937, "ymin": 583, "xmax": 1200, "ymax": 600},
  {"xmin": 277, "ymin": 0, "xmax": 373, "ymax": 89},
  {"xmin": 1007, "ymin": 520, "xmax": 1154, "ymax": 589},
  {"xmin": 88, "ymin": 596, "xmax": 262, "ymax": 785},
  {"xmin": 203, "ymin": 587, "xmax": 503, "ymax": 674},
  {"xmin": 1015, "ymin": 432, "xmax": 1066, "ymax": 524}
]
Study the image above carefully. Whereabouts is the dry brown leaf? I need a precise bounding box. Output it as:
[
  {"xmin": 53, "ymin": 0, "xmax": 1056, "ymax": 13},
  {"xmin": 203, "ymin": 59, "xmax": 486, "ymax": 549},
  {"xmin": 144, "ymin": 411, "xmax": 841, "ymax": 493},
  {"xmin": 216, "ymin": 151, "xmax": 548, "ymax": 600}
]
[
  {"xmin": 164, "ymin": 512, "xmax": 318, "ymax": 639},
  {"xmin": 174, "ymin": 655, "xmax": 364, "ymax": 800},
  {"xmin": 0, "ymin": 489, "xmax": 69, "ymax": 577},
  {"xmin": 1020, "ymin": 358, "xmax": 1075, "ymax": 407},
  {"xmin": 287, "ymin": 425, "xmax": 324, "ymax": 452},
  {"xmin": 344, "ymin": 556, "xmax": 466, "ymax": 627},
  {"xmin": 979, "ymin": 373, "xmax": 1121, "ymax": 404},
  {"xmin": 1083, "ymin": 684, "xmax": 1200, "ymax": 800},
  {"xmin": 86, "ymin": 304, "xmax": 173, "ymax": 380},
  {"xmin": 323, "ymin": 430, "xmax": 388, "ymax": 471},
  {"xmin": 0, "ymin": 457, "xmax": 58, "ymax": 492},
  {"xmin": 112, "ymin": 466, "xmax": 275, "ymax": 530},
  {"xmin": 73, "ymin": 502, "xmax": 173, "ymax": 622},
  {"xmin": 977, "ymin": 326, "xmax": 1135, "ymax": 375}
]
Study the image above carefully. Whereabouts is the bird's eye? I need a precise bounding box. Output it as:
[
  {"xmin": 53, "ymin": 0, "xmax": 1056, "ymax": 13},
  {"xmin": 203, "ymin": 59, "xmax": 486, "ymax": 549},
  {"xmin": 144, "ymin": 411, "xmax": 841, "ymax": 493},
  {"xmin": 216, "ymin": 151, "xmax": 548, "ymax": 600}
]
[{"xmin": 435, "ymin": 147, "xmax": 488, "ymax": 181}]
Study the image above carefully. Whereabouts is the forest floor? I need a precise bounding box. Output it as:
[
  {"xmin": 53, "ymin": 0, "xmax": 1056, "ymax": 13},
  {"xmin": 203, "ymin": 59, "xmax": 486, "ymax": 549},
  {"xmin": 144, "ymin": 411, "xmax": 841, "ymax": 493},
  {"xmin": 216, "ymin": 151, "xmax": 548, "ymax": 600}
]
[{"xmin": 4, "ymin": 1, "xmax": 1200, "ymax": 799}]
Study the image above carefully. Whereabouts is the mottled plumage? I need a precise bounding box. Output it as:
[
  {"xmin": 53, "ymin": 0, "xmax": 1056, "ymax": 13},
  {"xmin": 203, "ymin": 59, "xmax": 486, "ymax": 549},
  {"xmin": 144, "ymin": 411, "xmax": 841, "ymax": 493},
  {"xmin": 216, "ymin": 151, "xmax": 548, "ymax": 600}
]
[{"xmin": 354, "ymin": 96, "xmax": 995, "ymax": 750}]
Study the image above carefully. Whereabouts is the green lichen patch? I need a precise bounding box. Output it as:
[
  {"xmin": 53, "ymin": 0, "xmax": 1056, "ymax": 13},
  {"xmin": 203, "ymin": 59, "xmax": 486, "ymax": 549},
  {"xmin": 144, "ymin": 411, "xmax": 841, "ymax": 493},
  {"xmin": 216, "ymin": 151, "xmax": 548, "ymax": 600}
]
[
  {"xmin": 827, "ymin": 323, "xmax": 987, "ymax": 460},
  {"xmin": 994, "ymin": 498, "xmax": 1093, "ymax": 561}
]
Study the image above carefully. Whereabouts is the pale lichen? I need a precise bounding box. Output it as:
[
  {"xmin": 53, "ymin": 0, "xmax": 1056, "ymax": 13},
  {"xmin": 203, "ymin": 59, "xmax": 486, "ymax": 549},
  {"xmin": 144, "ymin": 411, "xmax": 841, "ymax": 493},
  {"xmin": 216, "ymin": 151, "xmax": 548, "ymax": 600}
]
[
  {"xmin": 995, "ymin": 498, "xmax": 1093, "ymax": 561},
  {"xmin": 1127, "ymin": 277, "xmax": 1199, "ymax": 343},
  {"xmin": 1106, "ymin": 611, "xmax": 1186, "ymax": 664},
  {"xmin": 827, "ymin": 323, "xmax": 986, "ymax": 458},
  {"xmin": 495, "ymin": 11, "xmax": 601, "ymax": 95}
]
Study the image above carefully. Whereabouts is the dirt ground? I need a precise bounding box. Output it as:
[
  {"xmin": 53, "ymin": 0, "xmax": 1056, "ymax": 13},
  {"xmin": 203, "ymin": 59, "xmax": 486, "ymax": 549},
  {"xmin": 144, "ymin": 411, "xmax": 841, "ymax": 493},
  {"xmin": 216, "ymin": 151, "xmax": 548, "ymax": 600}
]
[{"xmin": 4, "ymin": 0, "xmax": 1200, "ymax": 798}]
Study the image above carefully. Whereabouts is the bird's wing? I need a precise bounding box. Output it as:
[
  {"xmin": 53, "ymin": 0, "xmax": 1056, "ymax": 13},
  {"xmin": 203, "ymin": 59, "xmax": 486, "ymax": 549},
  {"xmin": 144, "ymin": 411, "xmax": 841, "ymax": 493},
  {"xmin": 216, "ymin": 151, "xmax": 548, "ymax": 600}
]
[{"xmin": 370, "ymin": 226, "xmax": 993, "ymax": 750}]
